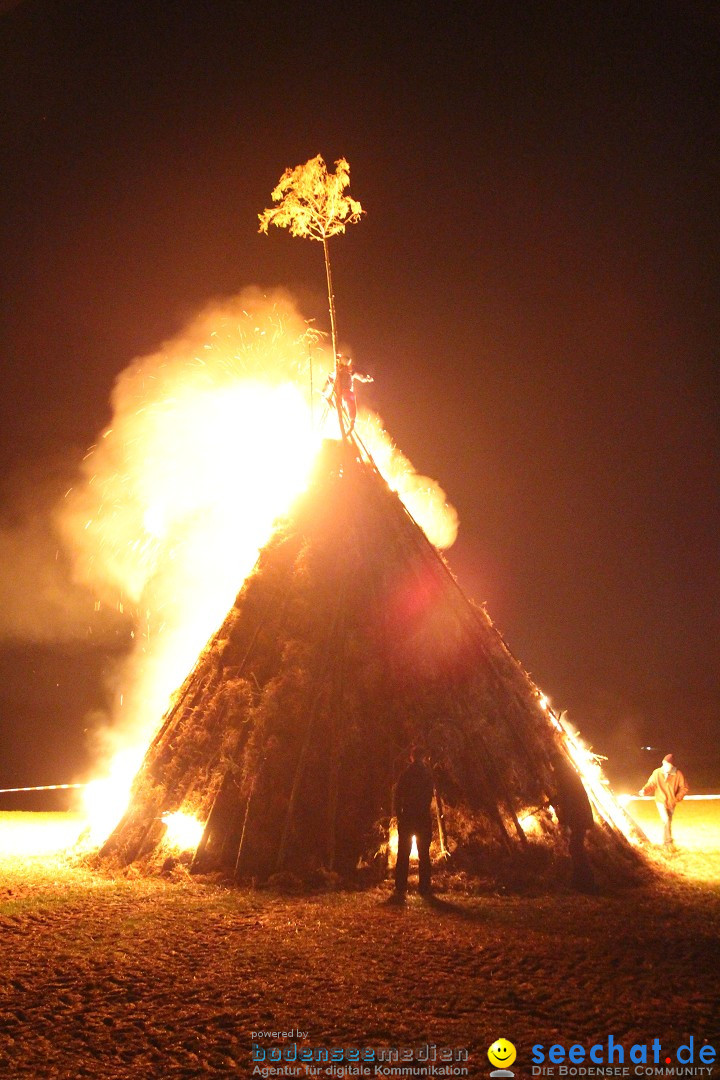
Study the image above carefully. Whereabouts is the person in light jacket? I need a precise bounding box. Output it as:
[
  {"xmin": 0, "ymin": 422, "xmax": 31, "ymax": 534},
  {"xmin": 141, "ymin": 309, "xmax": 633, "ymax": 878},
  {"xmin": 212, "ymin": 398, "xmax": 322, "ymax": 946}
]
[{"xmin": 639, "ymin": 753, "xmax": 688, "ymax": 846}]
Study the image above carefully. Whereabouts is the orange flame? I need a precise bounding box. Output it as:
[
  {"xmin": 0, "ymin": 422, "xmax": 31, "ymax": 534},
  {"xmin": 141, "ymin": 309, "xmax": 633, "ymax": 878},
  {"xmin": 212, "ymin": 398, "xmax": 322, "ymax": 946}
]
[
  {"xmin": 535, "ymin": 693, "xmax": 642, "ymax": 844},
  {"xmin": 161, "ymin": 811, "xmax": 205, "ymax": 852}
]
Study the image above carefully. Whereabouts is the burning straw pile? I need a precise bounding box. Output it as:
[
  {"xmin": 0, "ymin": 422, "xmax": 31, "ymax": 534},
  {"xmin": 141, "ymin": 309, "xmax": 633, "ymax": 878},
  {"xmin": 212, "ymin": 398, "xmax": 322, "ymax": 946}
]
[{"xmin": 100, "ymin": 438, "xmax": 646, "ymax": 889}]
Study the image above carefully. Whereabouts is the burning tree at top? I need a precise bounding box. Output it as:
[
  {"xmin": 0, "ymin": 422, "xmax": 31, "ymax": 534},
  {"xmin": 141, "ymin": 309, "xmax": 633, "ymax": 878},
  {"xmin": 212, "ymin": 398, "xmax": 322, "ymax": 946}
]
[{"xmin": 259, "ymin": 155, "xmax": 364, "ymax": 437}]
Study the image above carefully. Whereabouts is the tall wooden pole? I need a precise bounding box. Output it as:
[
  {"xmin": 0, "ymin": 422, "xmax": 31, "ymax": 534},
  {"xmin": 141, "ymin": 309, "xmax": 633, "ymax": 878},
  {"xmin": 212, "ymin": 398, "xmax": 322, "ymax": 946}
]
[{"xmin": 322, "ymin": 235, "xmax": 346, "ymax": 439}]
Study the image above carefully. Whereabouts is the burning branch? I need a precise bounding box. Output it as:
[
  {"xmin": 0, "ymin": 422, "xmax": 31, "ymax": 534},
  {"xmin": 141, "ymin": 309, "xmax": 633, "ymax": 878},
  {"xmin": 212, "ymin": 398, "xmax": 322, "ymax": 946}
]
[{"xmin": 259, "ymin": 155, "xmax": 364, "ymax": 437}]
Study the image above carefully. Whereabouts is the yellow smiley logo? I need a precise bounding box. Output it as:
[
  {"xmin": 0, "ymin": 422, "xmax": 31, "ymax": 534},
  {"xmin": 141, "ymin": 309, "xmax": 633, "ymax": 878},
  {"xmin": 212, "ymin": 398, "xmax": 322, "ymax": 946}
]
[{"xmin": 488, "ymin": 1039, "xmax": 517, "ymax": 1069}]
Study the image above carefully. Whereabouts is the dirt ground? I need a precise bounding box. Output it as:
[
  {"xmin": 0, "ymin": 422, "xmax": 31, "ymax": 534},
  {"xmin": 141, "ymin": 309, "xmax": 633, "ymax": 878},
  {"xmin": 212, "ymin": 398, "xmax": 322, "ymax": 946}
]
[{"xmin": 1, "ymin": 805, "xmax": 719, "ymax": 1080}]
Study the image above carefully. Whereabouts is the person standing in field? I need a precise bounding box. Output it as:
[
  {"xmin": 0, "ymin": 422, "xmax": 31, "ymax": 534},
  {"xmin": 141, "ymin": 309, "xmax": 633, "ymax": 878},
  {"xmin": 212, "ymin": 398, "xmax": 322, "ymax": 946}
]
[
  {"xmin": 393, "ymin": 746, "xmax": 434, "ymax": 899},
  {"xmin": 639, "ymin": 753, "xmax": 689, "ymax": 846},
  {"xmin": 550, "ymin": 748, "xmax": 596, "ymax": 892},
  {"xmin": 322, "ymin": 354, "xmax": 373, "ymax": 432}
]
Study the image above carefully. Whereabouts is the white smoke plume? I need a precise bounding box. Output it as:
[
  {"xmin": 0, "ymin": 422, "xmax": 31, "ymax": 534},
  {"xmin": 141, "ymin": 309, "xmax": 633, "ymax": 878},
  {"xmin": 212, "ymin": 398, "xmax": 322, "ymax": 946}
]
[{"xmin": 0, "ymin": 467, "xmax": 122, "ymax": 643}]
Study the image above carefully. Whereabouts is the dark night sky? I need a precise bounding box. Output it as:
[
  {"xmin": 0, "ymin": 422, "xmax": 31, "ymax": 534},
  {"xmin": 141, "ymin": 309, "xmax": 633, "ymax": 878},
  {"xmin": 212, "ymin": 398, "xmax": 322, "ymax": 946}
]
[{"xmin": 1, "ymin": 0, "xmax": 718, "ymax": 795}]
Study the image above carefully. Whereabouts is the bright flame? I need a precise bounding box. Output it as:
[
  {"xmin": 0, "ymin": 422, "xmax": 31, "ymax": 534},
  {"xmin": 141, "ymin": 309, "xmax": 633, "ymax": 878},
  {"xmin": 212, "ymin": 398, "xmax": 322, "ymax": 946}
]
[
  {"xmin": 359, "ymin": 413, "xmax": 458, "ymax": 550},
  {"xmin": 161, "ymin": 810, "xmax": 204, "ymax": 852},
  {"xmin": 519, "ymin": 812, "xmax": 543, "ymax": 836},
  {"xmin": 556, "ymin": 716, "xmax": 644, "ymax": 844},
  {"xmin": 387, "ymin": 826, "xmax": 419, "ymax": 862},
  {"xmin": 0, "ymin": 812, "xmax": 85, "ymax": 857},
  {"xmin": 79, "ymin": 745, "xmax": 144, "ymax": 846},
  {"xmin": 530, "ymin": 685, "xmax": 642, "ymax": 845},
  {"xmin": 57, "ymin": 289, "xmax": 459, "ymax": 847}
]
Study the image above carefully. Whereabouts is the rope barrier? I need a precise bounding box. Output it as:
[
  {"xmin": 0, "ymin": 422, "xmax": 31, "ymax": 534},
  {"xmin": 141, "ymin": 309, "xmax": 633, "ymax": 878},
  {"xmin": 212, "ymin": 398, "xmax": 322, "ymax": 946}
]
[
  {"xmin": 0, "ymin": 783, "xmax": 87, "ymax": 794},
  {"xmin": 626, "ymin": 794, "xmax": 719, "ymax": 801}
]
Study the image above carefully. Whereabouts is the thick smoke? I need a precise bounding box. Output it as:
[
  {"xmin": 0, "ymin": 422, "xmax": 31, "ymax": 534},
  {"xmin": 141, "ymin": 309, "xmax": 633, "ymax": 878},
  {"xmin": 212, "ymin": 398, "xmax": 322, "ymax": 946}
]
[{"xmin": 0, "ymin": 467, "xmax": 122, "ymax": 643}]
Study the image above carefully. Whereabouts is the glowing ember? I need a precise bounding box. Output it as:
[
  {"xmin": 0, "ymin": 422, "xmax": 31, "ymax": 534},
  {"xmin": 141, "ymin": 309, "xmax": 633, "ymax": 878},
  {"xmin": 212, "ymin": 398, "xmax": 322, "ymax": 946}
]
[{"xmin": 161, "ymin": 811, "xmax": 204, "ymax": 852}]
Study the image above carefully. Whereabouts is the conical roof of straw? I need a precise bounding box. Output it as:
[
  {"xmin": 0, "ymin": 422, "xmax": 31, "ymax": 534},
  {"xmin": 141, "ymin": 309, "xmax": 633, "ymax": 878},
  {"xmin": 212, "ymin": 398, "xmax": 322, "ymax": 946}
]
[{"xmin": 101, "ymin": 440, "xmax": 645, "ymax": 883}]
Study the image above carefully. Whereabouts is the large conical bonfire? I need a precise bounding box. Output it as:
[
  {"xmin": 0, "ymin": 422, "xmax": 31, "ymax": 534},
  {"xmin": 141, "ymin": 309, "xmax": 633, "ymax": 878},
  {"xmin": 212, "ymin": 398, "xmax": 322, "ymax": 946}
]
[{"xmin": 101, "ymin": 435, "xmax": 646, "ymax": 887}]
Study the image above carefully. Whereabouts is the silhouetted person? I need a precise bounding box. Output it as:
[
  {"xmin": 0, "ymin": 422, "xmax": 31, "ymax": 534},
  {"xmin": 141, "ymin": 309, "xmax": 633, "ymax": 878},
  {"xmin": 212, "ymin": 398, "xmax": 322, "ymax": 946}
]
[
  {"xmin": 639, "ymin": 753, "xmax": 688, "ymax": 847},
  {"xmin": 551, "ymin": 749, "xmax": 596, "ymax": 892},
  {"xmin": 393, "ymin": 746, "xmax": 434, "ymax": 897},
  {"xmin": 322, "ymin": 354, "xmax": 373, "ymax": 432}
]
